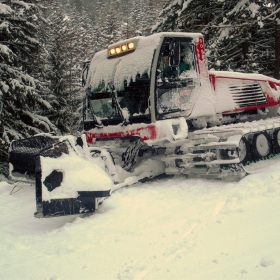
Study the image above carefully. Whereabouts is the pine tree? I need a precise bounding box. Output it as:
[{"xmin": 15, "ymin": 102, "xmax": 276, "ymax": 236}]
[
  {"xmin": 143, "ymin": 0, "xmax": 166, "ymax": 36},
  {"xmin": 153, "ymin": 0, "xmax": 279, "ymax": 77},
  {"xmin": 99, "ymin": 5, "xmax": 122, "ymax": 46},
  {"xmin": 62, "ymin": 0, "xmax": 166, "ymax": 46},
  {"xmin": 272, "ymin": 0, "xmax": 280, "ymax": 78},
  {"xmin": 152, "ymin": 0, "xmax": 184, "ymax": 32},
  {"xmin": 0, "ymin": 0, "xmax": 56, "ymax": 170},
  {"xmin": 66, "ymin": 4, "xmax": 90, "ymax": 134},
  {"xmin": 207, "ymin": 0, "xmax": 274, "ymax": 74},
  {"xmin": 43, "ymin": 0, "xmax": 89, "ymax": 135},
  {"xmin": 79, "ymin": 9, "xmax": 97, "ymax": 58}
]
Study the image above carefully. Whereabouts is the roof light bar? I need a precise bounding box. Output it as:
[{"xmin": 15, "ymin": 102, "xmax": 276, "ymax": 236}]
[
  {"xmin": 128, "ymin": 42, "xmax": 134, "ymax": 49},
  {"xmin": 108, "ymin": 42, "xmax": 135, "ymax": 57}
]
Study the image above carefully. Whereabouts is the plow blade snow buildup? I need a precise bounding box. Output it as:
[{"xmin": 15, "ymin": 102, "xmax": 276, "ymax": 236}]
[
  {"xmin": 9, "ymin": 135, "xmax": 112, "ymax": 218},
  {"xmin": 8, "ymin": 32, "xmax": 280, "ymax": 218}
]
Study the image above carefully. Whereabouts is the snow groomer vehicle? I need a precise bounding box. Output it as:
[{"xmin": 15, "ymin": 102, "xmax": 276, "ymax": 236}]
[{"xmin": 9, "ymin": 32, "xmax": 280, "ymax": 217}]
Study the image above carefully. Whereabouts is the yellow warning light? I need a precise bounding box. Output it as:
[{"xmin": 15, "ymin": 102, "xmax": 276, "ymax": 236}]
[
  {"xmin": 128, "ymin": 42, "xmax": 134, "ymax": 49},
  {"xmin": 121, "ymin": 44, "xmax": 127, "ymax": 51},
  {"xmin": 108, "ymin": 40, "xmax": 136, "ymax": 57},
  {"xmin": 109, "ymin": 48, "xmax": 116, "ymax": 55}
]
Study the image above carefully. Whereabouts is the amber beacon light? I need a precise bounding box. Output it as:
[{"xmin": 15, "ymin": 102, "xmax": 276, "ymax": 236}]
[{"xmin": 108, "ymin": 42, "xmax": 135, "ymax": 57}]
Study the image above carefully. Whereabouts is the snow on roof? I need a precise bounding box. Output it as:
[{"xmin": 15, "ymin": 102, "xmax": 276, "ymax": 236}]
[
  {"xmin": 86, "ymin": 32, "xmax": 203, "ymax": 92},
  {"xmin": 209, "ymin": 70, "xmax": 280, "ymax": 84},
  {"xmin": 86, "ymin": 34, "xmax": 161, "ymax": 92}
]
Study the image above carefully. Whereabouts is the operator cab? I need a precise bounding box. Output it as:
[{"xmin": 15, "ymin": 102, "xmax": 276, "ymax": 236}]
[{"xmin": 83, "ymin": 33, "xmax": 205, "ymax": 131}]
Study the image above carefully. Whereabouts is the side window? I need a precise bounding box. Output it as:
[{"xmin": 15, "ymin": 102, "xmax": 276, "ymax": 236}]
[
  {"xmin": 156, "ymin": 37, "xmax": 198, "ymax": 117},
  {"xmin": 157, "ymin": 41, "xmax": 196, "ymax": 83},
  {"xmin": 160, "ymin": 55, "xmax": 177, "ymax": 80},
  {"xmin": 179, "ymin": 45, "xmax": 194, "ymax": 77}
]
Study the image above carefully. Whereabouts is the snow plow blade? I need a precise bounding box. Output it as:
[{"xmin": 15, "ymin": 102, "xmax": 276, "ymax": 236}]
[
  {"xmin": 35, "ymin": 189, "xmax": 111, "ymax": 218},
  {"xmin": 9, "ymin": 135, "xmax": 113, "ymax": 218},
  {"xmin": 34, "ymin": 138, "xmax": 112, "ymax": 218}
]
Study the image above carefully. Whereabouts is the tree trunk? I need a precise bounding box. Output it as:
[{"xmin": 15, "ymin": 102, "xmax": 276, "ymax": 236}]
[{"xmin": 275, "ymin": 0, "xmax": 280, "ymax": 79}]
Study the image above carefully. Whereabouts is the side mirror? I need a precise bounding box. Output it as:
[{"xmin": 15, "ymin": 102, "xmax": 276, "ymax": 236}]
[{"xmin": 169, "ymin": 41, "xmax": 180, "ymax": 67}]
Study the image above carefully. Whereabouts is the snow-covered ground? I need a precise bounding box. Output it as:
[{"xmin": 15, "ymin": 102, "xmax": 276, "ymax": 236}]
[{"xmin": 1, "ymin": 159, "xmax": 280, "ymax": 280}]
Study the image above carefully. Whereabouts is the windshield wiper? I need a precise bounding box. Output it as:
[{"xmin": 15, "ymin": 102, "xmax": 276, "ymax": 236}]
[
  {"xmin": 86, "ymin": 89, "xmax": 103, "ymax": 128},
  {"xmin": 110, "ymin": 84, "xmax": 129, "ymax": 126}
]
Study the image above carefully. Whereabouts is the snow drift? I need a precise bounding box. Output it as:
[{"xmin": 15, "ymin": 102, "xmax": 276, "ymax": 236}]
[{"xmin": 1, "ymin": 155, "xmax": 280, "ymax": 279}]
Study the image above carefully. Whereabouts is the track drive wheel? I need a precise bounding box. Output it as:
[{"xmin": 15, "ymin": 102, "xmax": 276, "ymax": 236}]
[
  {"xmin": 252, "ymin": 132, "xmax": 271, "ymax": 159},
  {"xmin": 273, "ymin": 129, "xmax": 280, "ymax": 153},
  {"xmin": 238, "ymin": 137, "xmax": 250, "ymax": 164}
]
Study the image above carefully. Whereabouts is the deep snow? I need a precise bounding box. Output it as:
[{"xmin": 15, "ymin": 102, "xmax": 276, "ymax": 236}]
[{"xmin": 1, "ymin": 158, "xmax": 280, "ymax": 279}]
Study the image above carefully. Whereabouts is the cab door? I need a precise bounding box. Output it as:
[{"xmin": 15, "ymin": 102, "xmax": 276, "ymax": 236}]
[{"xmin": 155, "ymin": 37, "xmax": 200, "ymax": 120}]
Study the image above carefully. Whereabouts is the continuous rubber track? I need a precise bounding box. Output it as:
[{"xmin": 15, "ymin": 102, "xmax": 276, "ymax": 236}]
[{"xmin": 162, "ymin": 117, "xmax": 280, "ymax": 181}]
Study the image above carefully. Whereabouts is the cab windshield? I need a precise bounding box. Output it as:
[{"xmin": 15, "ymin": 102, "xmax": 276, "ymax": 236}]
[{"xmin": 84, "ymin": 74, "xmax": 150, "ymax": 129}]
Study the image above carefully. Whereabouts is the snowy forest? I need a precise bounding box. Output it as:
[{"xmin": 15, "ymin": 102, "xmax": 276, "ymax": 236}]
[{"xmin": 0, "ymin": 0, "xmax": 280, "ymax": 177}]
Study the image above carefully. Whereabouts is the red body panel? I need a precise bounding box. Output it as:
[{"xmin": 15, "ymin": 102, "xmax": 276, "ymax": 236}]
[
  {"xmin": 84, "ymin": 125, "xmax": 158, "ymax": 144},
  {"xmin": 209, "ymin": 73, "xmax": 280, "ymax": 114},
  {"xmin": 195, "ymin": 38, "xmax": 205, "ymax": 74}
]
